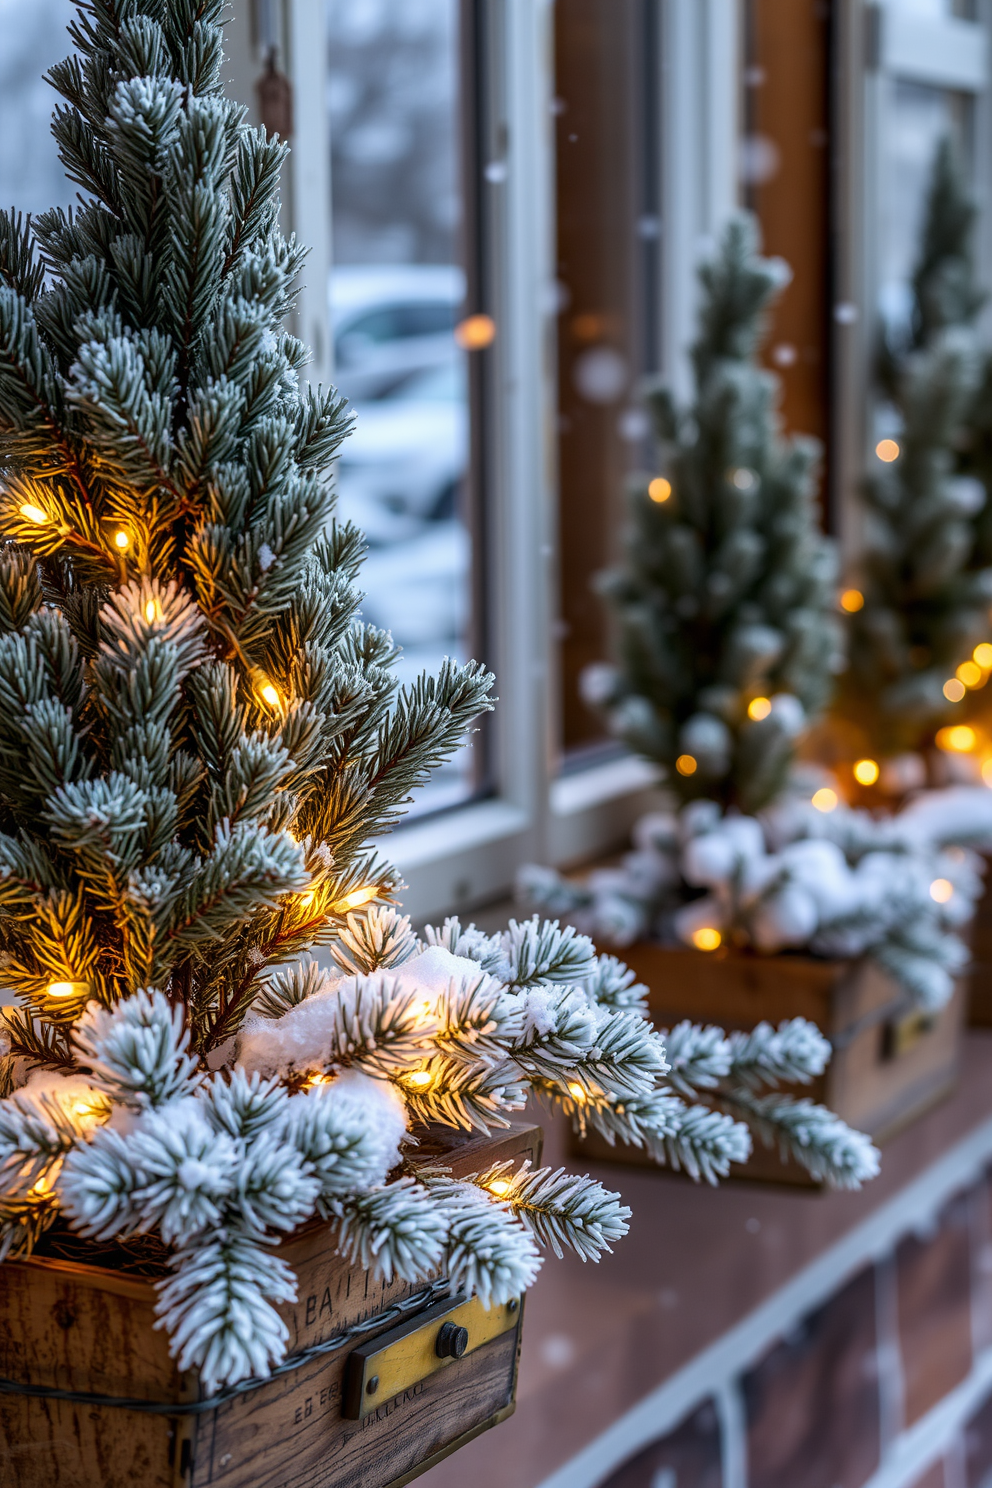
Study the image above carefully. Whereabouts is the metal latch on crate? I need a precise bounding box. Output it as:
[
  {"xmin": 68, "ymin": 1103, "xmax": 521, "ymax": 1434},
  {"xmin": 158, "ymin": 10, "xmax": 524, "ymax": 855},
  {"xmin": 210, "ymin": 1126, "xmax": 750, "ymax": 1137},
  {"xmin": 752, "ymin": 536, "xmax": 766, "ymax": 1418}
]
[
  {"xmin": 883, "ymin": 1007, "xmax": 936, "ymax": 1060},
  {"xmin": 342, "ymin": 1293, "xmax": 521, "ymax": 1418}
]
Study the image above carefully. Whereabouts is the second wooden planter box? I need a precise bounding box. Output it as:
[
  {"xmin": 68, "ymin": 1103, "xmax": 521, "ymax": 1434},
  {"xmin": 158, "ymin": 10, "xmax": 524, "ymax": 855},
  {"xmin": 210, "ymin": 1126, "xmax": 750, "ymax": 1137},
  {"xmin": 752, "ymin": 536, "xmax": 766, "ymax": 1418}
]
[
  {"xmin": 574, "ymin": 944, "xmax": 964, "ymax": 1186},
  {"xmin": 0, "ymin": 1120, "xmax": 541, "ymax": 1488}
]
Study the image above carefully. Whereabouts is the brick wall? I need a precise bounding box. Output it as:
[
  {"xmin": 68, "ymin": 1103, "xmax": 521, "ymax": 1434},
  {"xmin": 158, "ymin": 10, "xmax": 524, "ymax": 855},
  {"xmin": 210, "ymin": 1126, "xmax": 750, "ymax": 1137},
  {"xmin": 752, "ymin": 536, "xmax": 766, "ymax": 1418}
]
[
  {"xmin": 588, "ymin": 1172, "xmax": 992, "ymax": 1488},
  {"xmin": 421, "ymin": 1037, "xmax": 992, "ymax": 1488},
  {"xmin": 593, "ymin": 1173, "xmax": 992, "ymax": 1488}
]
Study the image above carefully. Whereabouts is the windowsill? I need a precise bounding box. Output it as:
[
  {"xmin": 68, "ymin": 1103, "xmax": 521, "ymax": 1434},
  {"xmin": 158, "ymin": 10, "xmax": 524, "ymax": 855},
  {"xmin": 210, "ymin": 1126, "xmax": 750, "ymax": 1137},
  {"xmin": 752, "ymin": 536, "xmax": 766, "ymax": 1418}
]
[
  {"xmin": 378, "ymin": 796, "xmax": 530, "ymax": 874},
  {"xmin": 375, "ymin": 754, "xmax": 664, "ymax": 921},
  {"xmin": 550, "ymin": 753, "xmax": 659, "ymax": 817}
]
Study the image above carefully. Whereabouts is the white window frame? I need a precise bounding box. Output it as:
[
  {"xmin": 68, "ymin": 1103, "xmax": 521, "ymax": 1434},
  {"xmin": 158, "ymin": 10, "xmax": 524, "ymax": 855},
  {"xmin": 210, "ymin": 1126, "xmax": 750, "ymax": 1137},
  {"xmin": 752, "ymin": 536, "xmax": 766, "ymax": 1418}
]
[{"xmin": 229, "ymin": 0, "xmax": 742, "ymax": 923}]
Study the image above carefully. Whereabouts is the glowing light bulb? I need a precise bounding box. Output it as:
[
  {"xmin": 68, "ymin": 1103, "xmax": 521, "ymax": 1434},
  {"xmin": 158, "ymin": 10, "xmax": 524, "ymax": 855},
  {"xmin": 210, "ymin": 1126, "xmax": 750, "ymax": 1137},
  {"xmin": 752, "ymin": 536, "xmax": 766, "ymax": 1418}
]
[
  {"xmin": 930, "ymin": 878, "xmax": 954, "ymax": 904},
  {"xmin": 19, "ymin": 504, "xmax": 48, "ymax": 525},
  {"xmin": 29, "ymin": 1166, "xmax": 60, "ymax": 1198},
  {"xmin": 405, "ymin": 1069, "xmax": 434, "ymax": 1091},
  {"xmin": 487, "ymin": 1178, "xmax": 512, "ymax": 1197},
  {"xmin": 305, "ymin": 1073, "xmax": 330, "ymax": 1088},
  {"xmin": 454, "ymin": 314, "xmax": 497, "ymax": 350},
  {"xmin": 70, "ymin": 1099, "xmax": 104, "ymax": 1129},
  {"xmin": 748, "ymin": 696, "xmax": 772, "ymax": 721},
  {"xmin": 297, "ymin": 890, "xmax": 315, "ymax": 909},
  {"xmin": 144, "ymin": 598, "xmax": 159, "ymax": 624},
  {"xmin": 334, "ymin": 885, "xmax": 378, "ymax": 914},
  {"xmin": 975, "ymin": 644, "xmax": 992, "ymax": 669},
  {"xmin": 648, "ymin": 477, "xmax": 672, "ymax": 503},
  {"xmin": 691, "ymin": 927, "xmax": 722, "ymax": 951},
  {"xmin": 675, "ymin": 754, "xmax": 697, "ymax": 776},
  {"xmin": 114, "ymin": 530, "xmax": 130, "ymax": 550},
  {"xmin": 957, "ymin": 660, "xmax": 983, "ymax": 688},
  {"xmin": 46, "ymin": 980, "xmax": 88, "ymax": 999},
  {"xmin": 853, "ymin": 758, "xmax": 879, "ymax": 786},
  {"xmin": 567, "ymin": 1082, "xmax": 586, "ymax": 1103},
  {"xmin": 936, "ymin": 725, "xmax": 976, "ymax": 753},
  {"xmin": 943, "ymin": 678, "xmax": 966, "ymax": 702},
  {"xmin": 812, "ymin": 787, "xmax": 838, "ymax": 813},
  {"xmin": 840, "ymin": 588, "xmax": 864, "ymax": 614},
  {"xmin": 875, "ymin": 439, "xmax": 900, "ymax": 463},
  {"xmin": 260, "ymin": 682, "xmax": 281, "ymax": 708}
]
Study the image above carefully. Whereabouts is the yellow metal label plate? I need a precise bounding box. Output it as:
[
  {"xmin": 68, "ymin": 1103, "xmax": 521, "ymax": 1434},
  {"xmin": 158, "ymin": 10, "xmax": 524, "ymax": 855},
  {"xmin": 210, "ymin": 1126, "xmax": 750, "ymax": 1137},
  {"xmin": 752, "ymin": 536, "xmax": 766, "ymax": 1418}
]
[{"xmin": 342, "ymin": 1293, "xmax": 520, "ymax": 1419}]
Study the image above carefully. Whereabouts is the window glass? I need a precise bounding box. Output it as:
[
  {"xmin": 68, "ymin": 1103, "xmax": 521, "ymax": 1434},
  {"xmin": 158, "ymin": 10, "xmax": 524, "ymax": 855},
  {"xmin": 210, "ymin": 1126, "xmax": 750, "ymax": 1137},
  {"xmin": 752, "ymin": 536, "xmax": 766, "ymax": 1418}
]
[
  {"xmin": 878, "ymin": 82, "xmax": 973, "ymax": 340},
  {"xmin": 887, "ymin": 0, "xmax": 975, "ymax": 17},
  {"xmin": 326, "ymin": 0, "xmax": 483, "ymax": 816},
  {"xmin": 0, "ymin": 0, "xmax": 76, "ymax": 217},
  {"xmin": 554, "ymin": 0, "xmax": 660, "ymax": 761}
]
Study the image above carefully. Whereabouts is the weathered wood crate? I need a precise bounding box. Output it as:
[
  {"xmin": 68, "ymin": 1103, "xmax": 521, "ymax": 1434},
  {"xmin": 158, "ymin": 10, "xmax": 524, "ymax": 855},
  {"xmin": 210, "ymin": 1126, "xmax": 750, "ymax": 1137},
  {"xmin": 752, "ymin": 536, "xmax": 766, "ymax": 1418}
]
[
  {"xmin": 572, "ymin": 944, "xmax": 964, "ymax": 1186},
  {"xmin": 0, "ymin": 1120, "xmax": 541, "ymax": 1488}
]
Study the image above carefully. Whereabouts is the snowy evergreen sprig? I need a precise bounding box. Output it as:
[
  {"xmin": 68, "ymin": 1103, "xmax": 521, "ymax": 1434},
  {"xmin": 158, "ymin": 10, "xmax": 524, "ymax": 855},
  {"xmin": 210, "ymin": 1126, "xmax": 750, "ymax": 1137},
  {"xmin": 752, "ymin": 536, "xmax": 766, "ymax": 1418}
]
[
  {"xmin": 23, "ymin": 912, "xmax": 878, "ymax": 1386},
  {"xmin": 645, "ymin": 1101, "xmax": 753, "ymax": 1186},
  {"xmin": 726, "ymin": 1088, "xmax": 881, "ymax": 1191},
  {"xmin": 73, "ymin": 988, "xmax": 201, "ymax": 1107},
  {"xmin": 469, "ymin": 1160, "xmax": 631, "ymax": 1262}
]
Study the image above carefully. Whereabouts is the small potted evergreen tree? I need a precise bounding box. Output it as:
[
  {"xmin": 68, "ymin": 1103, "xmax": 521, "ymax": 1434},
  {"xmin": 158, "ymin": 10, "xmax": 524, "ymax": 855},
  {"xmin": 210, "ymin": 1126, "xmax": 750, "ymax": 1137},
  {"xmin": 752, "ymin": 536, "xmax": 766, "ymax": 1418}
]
[
  {"xmin": 523, "ymin": 218, "xmax": 986, "ymax": 1170},
  {"xmin": 832, "ymin": 138, "xmax": 992, "ymax": 801},
  {"xmin": 0, "ymin": 5, "xmax": 877, "ymax": 1484}
]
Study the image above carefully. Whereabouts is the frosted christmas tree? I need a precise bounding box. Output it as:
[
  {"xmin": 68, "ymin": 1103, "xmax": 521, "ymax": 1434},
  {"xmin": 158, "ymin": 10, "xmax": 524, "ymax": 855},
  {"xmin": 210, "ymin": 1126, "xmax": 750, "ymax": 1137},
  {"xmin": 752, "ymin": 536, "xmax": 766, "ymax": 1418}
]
[
  {"xmin": 525, "ymin": 216, "xmax": 987, "ymax": 1005},
  {"xmin": 584, "ymin": 216, "xmax": 842, "ymax": 816},
  {"xmin": 835, "ymin": 138, "xmax": 992, "ymax": 772},
  {"xmin": 0, "ymin": 0, "xmax": 877, "ymax": 1396}
]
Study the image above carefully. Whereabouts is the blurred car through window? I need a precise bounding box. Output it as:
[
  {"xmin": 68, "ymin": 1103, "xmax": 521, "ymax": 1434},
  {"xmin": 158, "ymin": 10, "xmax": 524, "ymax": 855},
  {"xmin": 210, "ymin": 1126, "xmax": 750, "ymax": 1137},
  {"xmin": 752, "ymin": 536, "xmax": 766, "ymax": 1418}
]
[{"xmin": 327, "ymin": 0, "xmax": 480, "ymax": 818}]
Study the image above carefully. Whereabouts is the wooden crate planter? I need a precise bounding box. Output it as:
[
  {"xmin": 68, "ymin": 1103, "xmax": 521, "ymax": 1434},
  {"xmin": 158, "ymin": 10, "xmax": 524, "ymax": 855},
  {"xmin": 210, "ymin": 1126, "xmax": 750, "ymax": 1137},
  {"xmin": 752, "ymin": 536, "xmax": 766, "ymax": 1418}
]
[
  {"xmin": 0, "ymin": 1120, "xmax": 541, "ymax": 1488},
  {"xmin": 573, "ymin": 945, "xmax": 964, "ymax": 1186}
]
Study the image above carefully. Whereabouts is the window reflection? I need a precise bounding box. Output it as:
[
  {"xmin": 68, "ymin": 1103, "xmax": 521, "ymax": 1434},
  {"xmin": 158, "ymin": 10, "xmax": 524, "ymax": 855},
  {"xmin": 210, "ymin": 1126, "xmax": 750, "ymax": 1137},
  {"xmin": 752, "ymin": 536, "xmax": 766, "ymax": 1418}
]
[
  {"xmin": 0, "ymin": 0, "xmax": 76, "ymax": 217},
  {"xmin": 554, "ymin": 0, "xmax": 660, "ymax": 760},
  {"xmin": 888, "ymin": 0, "xmax": 976, "ymax": 16},
  {"xmin": 326, "ymin": 0, "xmax": 479, "ymax": 816},
  {"xmin": 878, "ymin": 82, "xmax": 973, "ymax": 341}
]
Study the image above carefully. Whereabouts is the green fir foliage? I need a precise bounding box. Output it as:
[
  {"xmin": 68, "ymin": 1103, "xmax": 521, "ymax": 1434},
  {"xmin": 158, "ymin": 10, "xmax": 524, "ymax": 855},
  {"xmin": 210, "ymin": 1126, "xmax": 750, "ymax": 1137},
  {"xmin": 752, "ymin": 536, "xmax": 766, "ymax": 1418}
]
[
  {"xmin": 0, "ymin": 0, "xmax": 494, "ymax": 1064},
  {"xmin": 590, "ymin": 217, "xmax": 840, "ymax": 813},
  {"xmin": 837, "ymin": 138, "xmax": 992, "ymax": 756}
]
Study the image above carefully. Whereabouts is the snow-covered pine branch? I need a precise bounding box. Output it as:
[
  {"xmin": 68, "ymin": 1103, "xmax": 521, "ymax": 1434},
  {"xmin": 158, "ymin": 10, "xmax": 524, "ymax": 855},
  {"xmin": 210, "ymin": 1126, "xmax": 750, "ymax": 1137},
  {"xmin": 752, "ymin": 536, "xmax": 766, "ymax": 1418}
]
[
  {"xmin": 72, "ymin": 988, "xmax": 201, "ymax": 1108},
  {"xmin": 496, "ymin": 916, "xmax": 599, "ymax": 990},
  {"xmin": 469, "ymin": 1160, "xmax": 631, "ymax": 1262},
  {"xmin": 726, "ymin": 1088, "xmax": 881, "ymax": 1190},
  {"xmin": 640, "ymin": 1101, "xmax": 753, "ymax": 1186},
  {"xmin": 725, "ymin": 1018, "xmax": 831, "ymax": 1091},
  {"xmin": 155, "ymin": 1232, "xmax": 297, "ymax": 1395},
  {"xmin": 421, "ymin": 1177, "xmax": 541, "ymax": 1306},
  {"xmin": 329, "ymin": 1178, "xmax": 449, "ymax": 1284},
  {"xmin": 659, "ymin": 1022, "xmax": 732, "ymax": 1097},
  {"xmin": 329, "ymin": 906, "xmax": 419, "ymax": 976}
]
